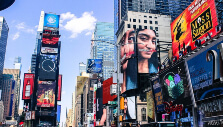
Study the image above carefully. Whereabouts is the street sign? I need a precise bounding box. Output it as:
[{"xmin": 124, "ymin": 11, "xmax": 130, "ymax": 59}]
[{"xmin": 108, "ymin": 101, "xmax": 117, "ymax": 105}]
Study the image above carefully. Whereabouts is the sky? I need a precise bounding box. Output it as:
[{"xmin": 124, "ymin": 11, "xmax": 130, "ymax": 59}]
[{"xmin": 0, "ymin": 0, "xmax": 113, "ymax": 125}]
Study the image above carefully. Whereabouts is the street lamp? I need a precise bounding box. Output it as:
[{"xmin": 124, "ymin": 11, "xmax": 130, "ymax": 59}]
[{"xmin": 90, "ymin": 40, "xmax": 121, "ymax": 127}]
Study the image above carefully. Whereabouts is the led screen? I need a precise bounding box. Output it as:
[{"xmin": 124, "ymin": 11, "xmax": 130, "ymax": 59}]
[
  {"xmin": 22, "ymin": 73, "xmax": 35, "ymax": 100},
  {"xmin": 39, "ymin": 54, "xmax": 57, "ymax": 81},
  {"xmin": 186, "ymin": 40, "xmax": 223, "ymax": 101},
  {"xmin": 57, "ymin": 105, "xmax": 61, "ymax": 123},
  {"xmin": 123, "ymin": 96, "xmax": 136, "ymax": 120},
  {"xmin": 57, "ymin": 75, "xmax": 62, "ymax": 101},
  {"xmin": 44, "ymin": 13, "xmax": 60, "ymax": 28},
  {"xmin": 151, "ymin": 77, "xmax": 164, "ymax": 112},
  {"xmin": 37, "ymin": 81, "xmax": 56, "ymax": 107},
  {"xmin": 119, "ymin": 29, "xmax": 137, "ymax": 94},
  {"xmin": 171, "ymin": 0, "xmax": 219, "ymax": 59},
  {"xmin": 159, "ymin": 61, "xmax": 192, "ymax": 108},
  {"xmin": 87, "ymin": 59, "xmax": 103, "ymax": 73}
]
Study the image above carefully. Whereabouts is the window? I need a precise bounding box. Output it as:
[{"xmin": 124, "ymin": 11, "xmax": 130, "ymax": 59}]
[
  {"xmin": 150, "ymin": 21, "xmax": 152, "ymax": 24},
  {"xmin": 141, "ymin": 108, "xmax": 146, "ymax": 121},
  {"xmin": 133, "ymin": 19, "xmax": 136, "ymax": 22},
  {"xmin": 156, "ymin": 33, "xmax": 159, "ymax": 37},
  {"xmin": 155, "ymin": 21, "xmax": 158, "ymax": 24},
  {"xmin": 155, "ymin": 27, "xmax": 158, "ymax": 31},
  {"xmin": 154, "ymin": 17, "xmax": 157, "ymax": 19},
  {"xmin": 144, "ymin": 26, "xmax": 147, "ymax": 29},
  {"xmin": 139, "ymin": 19, "xmax": 141, "ymax": 23},
  {"xmin": 130, "ymin": 18, "xmax": 131, "ymax": 22},
  {"xmin": 144, "ymin": 20, "xmax": 147, "ymax": 23},
  {"xmin": 127, "ymin": 24, "xmax": 131, "ymax": 28},
  {"xmin": 150, "ymin": 26, "xmax": 153, "ymax": 30},
  {"xmin": 149, "ymin": 16, "xmax": 152, "ymax": 18},
  {"xmin": 144, "ymin": 15, "xmax": 147, "ymax": 18},
  {"xmin": 139, "ymin": 25, "xmax": 142, "ymax": 29},
  {"xmin": 133, "ymin": 25, "xmax": 136, "ymax": 29}
]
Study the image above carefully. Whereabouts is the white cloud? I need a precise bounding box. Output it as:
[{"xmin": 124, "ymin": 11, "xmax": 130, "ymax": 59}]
[
  {"xmin": 15, "ymin": 22, "xmax": 35, "ymax": 34},
  {"xmin": 12, "ymin": 32, "xmax": 20, "ymax": 40},
  {"xmin": 60, "ymin": 11, "xmax": 97, "ymax": 38}
]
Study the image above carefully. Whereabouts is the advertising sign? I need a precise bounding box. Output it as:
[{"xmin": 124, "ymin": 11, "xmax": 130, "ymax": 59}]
[
  {"xmin": 9, "ymin": 80, "xmax": 15, "ymax": 116},
  {"xmin": 57, "ymin": 105, "xmax": 61, "ymax": 123},
  {"xmin": 147, "ymin": 90, "xmax": 155, "ymax": 122},
  {"xmin": 119, "ymin": 29, "xmax": 138, "ymax": 94},
  {"xmin": 93, "ymin": 84, "xmax": 97, "ymax": 126},
  {"xmin": 103, "ymin": 77, "xmax": 117, "ymax": 104},
  {"xmin": 186, "ymin": 40, "xmax": 223, "ymax": 101},
  {"xmin": 57, "ymin": 75, "xmax": 62, "ymax": 101},
  {"xmin": 25, "ymin": 111, "xmax": 31, "ymax": 120},
  {"xmin": 123, "ymin": 96, "xmax": 136, "ymax": 120},
  {"xmin": 96, "ymin": 86, "xmax": 103, "ymax": 120},
  {"xmin": 39, "ymin": 54, "xmax": 57, "ymax": 81},
  {"xmin": 87, "ymin": 59, "xmax": 103, "ymax": 73},
  {"xmin": 37, "ymin": 81, "xmax": 56, "ymax": 107},
  {"xmin": 159, "ymin": 61, "xmax": 192, "ymax": 109},
  {"xmin": 41, "ymin": 29, "xmax": 59, "ymax": 54},
  {"xmin": 22, "ymin": 73, "xmax": 35, "ymax": 100},
  {"xmin": 76, "ymin": 76, "xmax": 89, "ymax": 96},
  {"xmin": 44, "ymin": 13, "xmax": 60, "ymax": 28},
  {"xmin": 171, "ymin": 0, "xmax": 219, "ymax": 59},
  {"xmin": 152, "ymin": 77, "xmax": 164, "ymax": 112}
]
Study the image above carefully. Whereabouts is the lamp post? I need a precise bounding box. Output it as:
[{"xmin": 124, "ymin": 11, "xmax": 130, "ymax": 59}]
[{"xmin": 91, "ymin": 40, "xmax": 120, "ymax": 127}]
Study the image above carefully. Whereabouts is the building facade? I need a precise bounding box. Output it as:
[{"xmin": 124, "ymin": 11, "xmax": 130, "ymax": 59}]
[
  {"xmin": 79, "ymin": 62, "xmax": 86, "ymax": 76},
  {"xmin": 91, "ymin": 22, "xmax": 115, "ymax": 80},
  {"xmin": 0, "ymin": 17, "xmax": 9, "ymax": 77}
]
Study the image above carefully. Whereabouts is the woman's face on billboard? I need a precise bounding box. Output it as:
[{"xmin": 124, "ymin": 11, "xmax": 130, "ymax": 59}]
[
  {"xmin": 137, "ymin": 29, "xmax": 156, "ymax": 59},
  {"xmin": 124, "ymin": 98, "xmax": 128, "ymax": 114},
  {"xmin": 120, "ymin": 29, "xmax": 135, "ymax": 71}
]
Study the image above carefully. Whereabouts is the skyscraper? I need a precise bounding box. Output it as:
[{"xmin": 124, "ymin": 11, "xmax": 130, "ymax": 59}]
[
  {"xmin": 0, "ymin": 17, "xmax": 9, "ymax": 76},
  {"xmin": 91, "ymin": 22, "xmax": 115, "ymax": 80},
  {"xmin": 79, "ymin": 62, "xmax": 86, "ymax": 76}
]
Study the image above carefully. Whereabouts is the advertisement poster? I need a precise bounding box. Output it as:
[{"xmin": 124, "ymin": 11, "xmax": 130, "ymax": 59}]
[
  {"xmin": 37, "ymin": 81, "xmax": 56, "ymax": 107},
  {"xmin": 171, "ymin": 0, "xmax": 219, "ymax": 59},
  {"xmin": 76, "ymin": 76, "xmax": 89, "ymax": 96},
  {"xmin": 41, "ymin": 29, "xmax": 59, "ymax": 54},
  {"xmin": 57, "ymin": 75, "xmax": 62, "ymax": 101},
  {"xmin": 152, "ymin": 77, "xmax": 164, "ymax": 112},
  {"xmin": 22, "ymin": 73, "xmax": 35, "ymax": 100},
  {"xmin": 124, "ymin": 96, "xmax": 136, "ymax": 120},
  {"xmin": 147, "ymin": 90, "xmax": 155, "ymax": 122},
  {"xmin": 186, "ymin": 40, "xmax": 223, "ymax": 101},
  {"xmin": 87, "ymin": 59, "xmax": 103, "ymax": 73},
  {"xmin": 39, "ymin": 54, "xmax": 57, "ymax": 81},
  {"xmin": 159, "ymin": 61, "xmax": 192, "ymax": 112},
  {"xmin": 57, "ymin": 105, "xmax": 61, "ymax": 123},
  {"xmin": 9, "ymin": 80, "xmax": 15, "ymax": 116},
  {"xmin": 44, "ymin": 13, "xmax": 60, "ymax": 28}
]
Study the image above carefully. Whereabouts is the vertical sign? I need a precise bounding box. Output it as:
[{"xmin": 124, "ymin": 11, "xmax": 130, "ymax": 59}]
[{"xmin": 22, "ymin": 73, "xmax": 35, "ymax": 100}]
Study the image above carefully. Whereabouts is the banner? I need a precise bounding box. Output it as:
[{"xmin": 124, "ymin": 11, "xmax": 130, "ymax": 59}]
[
  {"xmin": 152, "ymin": 78, "xmax": 164, "ymax": 112},
  {"xmin": 44, "ymin": 13, "xmax": 60, "ymax": 28},
  {"xmin": 57, "ymin": 105, "xmax": 61, "ymax": 123},
  {"xmin": 87, "ymin": 59, "xmax": 103, "ymax": 73},
  {"xmin": 37, "ymin": 81, "xmax": 56, "ymax": 107},
  {"xmin": 171, "ymin": 0, "xmax": 219, "ymax": 59},
  {"xmin": 9, "ymin": 80, "xmax": 15, "ymax": 116},
  {"xmin": 147, "ymin": 90, "xmax": 155, "ymax": 122},
  {"xmin": 186, "ymin": 40, "xmax": 223, "ymax": 101},
  {"xmin": 22, "ymin": 73, "xmax": 35, "ymax": 100},
  {"xmin": 76, "ymin": 76, "xmax": 89, "ymax": 96},
  {"xmin": 57, "ymin": 75, "xmax": 62, "ymax": 101}
]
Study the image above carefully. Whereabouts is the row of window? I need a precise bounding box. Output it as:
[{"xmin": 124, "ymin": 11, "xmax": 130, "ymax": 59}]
[
  {"xmin": 130, "ymin": 19, "xmax": 158, "ymax": 25},
  {"xmin": 127, "ymin": 24, "xmax": 159, "ymax": 31}
]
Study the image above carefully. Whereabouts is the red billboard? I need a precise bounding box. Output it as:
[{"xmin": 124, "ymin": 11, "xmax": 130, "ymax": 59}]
[
  {"xmin": 103, "ymin": 77, "xmax": 117, "ymax": 104},
  {"xmin": 171, "ymin": 0, "xmax": 219, "ymax": 59},
  {"xmin": 37, "ymin": 81, "xmax": 56, "ymax": 108},
  {"xmin": 57, "ymin": 75, "xmax": 62, "ymax": 101},
  {"xmin": 22, "ymin": 73, "xmax": 35, "ymax": 100}
]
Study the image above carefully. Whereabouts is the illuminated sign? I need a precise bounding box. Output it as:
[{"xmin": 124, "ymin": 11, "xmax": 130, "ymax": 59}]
[
  {"xmin": 163, "ymin": 101, "xmax": 183, "ymax": 115},
  {"xmin": 22, "ymin": 73, "xmax": 35, "ymax": 100},
  {"xmin": 44, "ymin": 13, "xmax": 60, "ymax": 28},
  {"xmin": 87, "ymin": 59, "xmax": 103, "ymax": 73},
  {"xmin": 171, "ymin": 0, "xmax": 219, "ymax": 59},
  {"xmin": 57, "ymin": 75, "xmax": 62, "ymax": 101}
]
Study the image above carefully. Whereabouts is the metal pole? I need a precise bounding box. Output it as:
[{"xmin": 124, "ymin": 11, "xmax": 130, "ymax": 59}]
[{"xmin": 116, "ymin": 44, "xmax": 120, "ymax": 127}]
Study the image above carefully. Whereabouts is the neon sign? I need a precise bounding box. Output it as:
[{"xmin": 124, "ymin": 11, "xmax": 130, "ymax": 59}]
[{"xmin": 163, "ymin": 101, "xmax": 183, "ymax": 115}]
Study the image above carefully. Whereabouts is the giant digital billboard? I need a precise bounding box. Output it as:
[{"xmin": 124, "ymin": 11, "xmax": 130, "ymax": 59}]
[
  {"xmin": 76, "ymin": 76, "xmax": 89, "ymax": 96},
  {"xmin": 41, "ymin": 29, "xmax": 59, "ymax": 54},
  {"xmin": 39, "ymin": 54, "xmax": 57, "ymax": 81},
  {"xmin": 123, "ymin": 96, "xmax": 136, "ymax": 120},
  {"xmin": 186, "ymin": 39, "xmax": 223, "ymax": 101},
  {"xmin": 171, "ymin": 0, "xmax": 220, "ymax": 59},
  {"xmin": 87, "ymin": 59, "xmax": 103, "ymax": 73},
  {"xmin": 159, "ymin": 61, "xmax": 192, "ymax": 114},
  {"xmin": 119, "ymin": 29, "xmax": 137, "ymax": 94},
  {"xmin": 22, "ymin": 73, "xmax": 35, "ymax": 100},
  {"xmin": 147, "ymin": 90, "xmax": 155, "ymax": 122},
  {"xmin": 151, "ymin": 77, "xmax": 164, "ymax": 112},
  {"xmin": 44, "ymin": 13, "xmax": 60, "ymax": 28},
  {"xmin": 57, "ymin": 75, "xmax": 62, "ymax": 101},
  {"xmin": 37, "ymin": 81, "xmax": 56, "ymax": 108}
]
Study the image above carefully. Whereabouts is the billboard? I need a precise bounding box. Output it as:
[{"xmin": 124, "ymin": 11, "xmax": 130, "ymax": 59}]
[
  {"xmin": 102, "ymin": 77, "xmax": 117, "ymax": 104},
  {"xmin": 159, "ymin": 61, "xmax": 192, "ymax": 113},
  {"xmin": 186, "ymin": 40, "xmax": 223, "ymax": 101},
  {"xmin": 39, "ymin": 54, "xmax": 57, "ymax": 81},
  {"xmin": 87, "ymin": 59, "xmax": 103, "ymax": 73},
  {"xmin": 44, "ymin": 13, "xmax": 60, "ymax": 28},
  {"xmin": 119, "ymin": 29, "xmax": 138, "ymax": 94},
  {"xmin": 151, "ymin": 77, "xmax": 164, "ymax": 112},
  {"xmin": 76, "ymin": 76, "xmax": 89, "ymax": 96},
  {"xmin": 123, "ymin": 96, "xmax": 136, "ymax": 120},
  {"xmin": 9, "ymin": 80, "xmax": 15, "ymax": 116},
  {"xmin": 93, "ymin": 84, "xmax": 97, "ymax": 126},
  {"xmin": 147, "ymin": 90, "xmax": 155, "ymax": 122},
  {"xmin": 57, "ymin": 105, "xmax": 61, "ymax": 123},
  {"xmin": 57, "ymin": 75, "xmax": 62, "ymax": 101},
  {"xmin": 37, "ymin": 81, "xmax": 56, "ymax": 107},
  {"xmin": 22, "ymin": 73, "xmax": 35, "ymax": 100},
  {"xmin": 96, "ymin": 86, "xmax": 103, "ymax": 121},
  {"xmin": 171, "ymin": 0, "xmax": 219, "ymax": 59}
]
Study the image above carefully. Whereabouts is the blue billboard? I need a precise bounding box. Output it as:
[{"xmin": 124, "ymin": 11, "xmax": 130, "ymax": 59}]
[
  {"xmin": 44, "ymin": 13, "xmax": 60, "ymax": 28},
  {"xmin": 186, "ymin": 40, "xmax": 223, "ymax": 101},
  {"xmin": 9, "ymin": 80, "xmax": 15, "ymax": 116},
  {"xmin": 87, "ymin": 59, "xmax": 103, "ymax": 73},
  {"xmin": 57, "ymin": 105, "xmax": 61, "ymax": 123}
]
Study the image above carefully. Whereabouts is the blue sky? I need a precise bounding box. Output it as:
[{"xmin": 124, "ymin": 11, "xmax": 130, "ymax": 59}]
[{"xmin": 1, "ymin": 0, "xmax": 113, "ymax": 125}]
